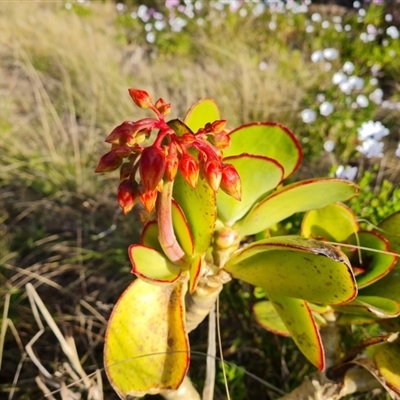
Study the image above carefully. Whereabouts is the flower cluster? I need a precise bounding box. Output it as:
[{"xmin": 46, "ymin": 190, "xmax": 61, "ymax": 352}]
[
  {"xmin": 356, "ymin": 120, "xmax": 389, "ymax": 158},
  {"xmin": 95, "ymin": 89, "xmax": 241, "ymax": 214}
]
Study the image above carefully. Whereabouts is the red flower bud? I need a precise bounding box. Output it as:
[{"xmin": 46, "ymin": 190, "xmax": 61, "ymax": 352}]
[
  {"xmin": 118, "ymin": 180, "xmax": 137, "ymax": 215},
  {"xmin": 139, "ymin": 188, "xmax": 158, "ymax": 213},
  {"xmin": 220, "ymin": 164, "xmax": 241, "ymax": 201},
  {"xmin": 212, "ymin": 132, "xmax": 231, "ymax": 149},
  {"xmin": 113, "ymin": 144, "xmax": 132, "ymax": 158},
  {"xmin": 179, "ymin": 153, "xmax": 199, "ymax": 188},
  {"xmin": 155, "ymin": 98, "xmax": 172, "ymax": 115},
  {"xmin": 95, "ymin": 151, "xmax": 122, "ymax": 173},
  {"xmin": 203, "ymin": 159, "xmax": 222, "ymax": 192},
  {"xmin": 128, "ymin": 89, "xmax": 153, "ymax": 109},
  {"xmin": 211, "ymin": 120, "xmax": 227, "ymax": 134},
  {"xmin": 166, "ymin": 156, "xmax": 179, "ymax": 181},
  {"xmin": 139, "ymin": 146, "xmax": 166, "ymax": 192},
  {"xmin": 105, "ymin": 121, "xmax": 136, "ymax": 145}
]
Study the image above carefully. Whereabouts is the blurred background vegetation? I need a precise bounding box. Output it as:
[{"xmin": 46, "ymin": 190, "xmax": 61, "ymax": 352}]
[{"xmin": 0, "ymin": 1, "xmax": 399, "ymax": 399}]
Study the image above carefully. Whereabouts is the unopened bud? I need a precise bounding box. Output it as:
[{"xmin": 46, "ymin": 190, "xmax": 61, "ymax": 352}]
[
  {"xmin": 118, "ymin": 180, "xmax": 137, "ymax": 215},
  {"xmin": 128, "ymin": 89, "xmax": 153, "ymax": 109},
  {"xmin": 155, "ymin": 98, "xmax": 172, "ymax": 115},
  {"xmin": 140, "ymin": 146, "xmax": 166, "ymax": 192},
  {"xmin": 220, "ymin": 164, "xmax": 241, "ymax": 200},
  {"xmin": 211, "ymin": 120, "xmax": 227, "ymax": 133},
  {"xmin": 204, "ymin": 159, "xmax": 222, "ymax": 192},
  {"xmin": 179, "ymin": 153, "xmax": 199, "ymax": 188},
  {"xmin": 139, "ymin": 188, "xmax": 158, "ymax": 213},
  {"xmin": 95, "ymin": 151, "xmax": 123, "ymax": 173}
]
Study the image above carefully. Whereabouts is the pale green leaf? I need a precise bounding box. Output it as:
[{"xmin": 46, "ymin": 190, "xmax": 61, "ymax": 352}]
[
  {"xmin": 237, "ymin": 179, "xmax": 359, "ymax": 236},
  {"xmin": 183, "ymin": 98, "xmax": 220, "ymax": 132},
  {"xmin": 223, "ymin": 122, "xmax": 302, "ymax": 179},
  {"xmin": 217, "ymin": 154, "xmax": 283, "ymax": 225}
]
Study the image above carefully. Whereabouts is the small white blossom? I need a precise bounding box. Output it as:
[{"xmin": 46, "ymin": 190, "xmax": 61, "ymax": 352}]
[
  {"xmin": 339, "ymin": 81, "xmax": 352, "ymax": 95},
  {"xmin": 324, "ymin": 62, "xmax": 332, "ymax": 72},
  {"xmin": 356, "ymin": 139, "xmax": 384, "ymax": 158},
  {"xmin": 322, "ymin": 20, "xmax": 330, "ymax": 29},
  {"xmin": 320, "ymin": 101, "xmax": 334, "ymax": 116},
  {"xmin": 387, "ymin": 26, "xmax": 400, "ymax": 39},
  {"xmin": 311, "ymin": 50, "xmax": 324, "ymax": 63},
  {"xmin": 370, "ymin": 77, "xmax": 378, "ymax": 86},
  {"xmin": 332, "ymin": 71, "xmax": 347, "ymax": 85},
  {"xmin": 301, "ymin": 109, "xmax": 316, "ymax": 124},
  {"xmin": 371, "ymin": 64, "xmax": 381, "ymax": 76},
  {"xmin": 146, "ymin": 32, "xmax": 156, "ymax": 43},
  {"xmin": 348, "ymin": 75, "xmax": 364, "ymax": 90},
  {"xmin": 356, "ymin": 94, "xmax": 369, "ymax": 108},
  {"xmin": 316, "ymin": 93, "xmax": 325, "ymax": 103},
  {"xmin": 345, "ymin": 24, "xmax": 351, "ymax": 32},
  {"xmin": 311, "ymin": 13, "xmax": 322, "ymax": 22},
  {"xmin": 323, "ymin": 48, "xmax": 339, "ymax": 60},
  {"xmin": 396, "ymin": 143, "xmax": 400, "ymax": 158},
  {"xmin": 335, "ymin": 23, "xmax": 343, "ymax": 32},
  {"xmin": 343, "ymin": 61, "xmax": 355, "ymax": 75},
  {"xmin": 357, "ymin": 121, "xmax": 389, "ymax": 141},
  {"xmin": 336, "ymin": 165, "xmax": 358, "ymax": 181},
  {"xmin": 369, "ymin": 88, "xmax": 383, "ymax": 104},
  {"xmin": 358, "ymin": 9, "xmax": 366, "ymax": 17},
  {"xmin": 353, "ymin": 1, "xmax": 361, "ymax": 8},
  {"xmin": 306, "ymin": 25, "xmax": 314, "ymax": 33},
  {"xmin": 385, "ymin": 14, "xmax": 393, "ymax": 23},
  {"xmin": 323, "ymin": 140, "xmax": 335, "ymax": 152}
]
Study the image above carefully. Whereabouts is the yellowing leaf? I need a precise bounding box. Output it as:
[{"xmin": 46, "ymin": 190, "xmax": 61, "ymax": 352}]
[
  {"xmin": 375, "ymin": 343, "xmax": 400, "ymax": 394},
  {"xmin": 104, "ymin": 279, "xmax": 189, "ymax": 397},
  {"xmin": 225, "ymin": 236, "xmax": 357, "ymax": 305}
]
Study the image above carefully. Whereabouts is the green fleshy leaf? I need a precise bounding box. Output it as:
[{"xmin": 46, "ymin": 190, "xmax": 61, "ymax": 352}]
[
  {"xmin": 346, "ymin": 231, "xmax": 397, "ymax": 289},
  {"xmin": 337, "ymin": 313, "xmax": 378, "ymax": 325},
  {"xmin": 183, "ymin": 98, "xmax": 220, "ymax": 132},
  {"xmin": 335, "ymin": 295, "xmax": 400, "ymax": 318},
  {"xmin": 301, "ymin": 203, "xmax": 359, "ymax": 242},
  {"xmin": 217, "ymin": 154, "xmax": 284, "ymax": 225},
  {"xmin": 129, "ymin": 245, "xmax": 181, "ymax": 284},
  {"xmin": 268, "ymin": 294, "xmax": 324, "ymax": 370},
  {"xmin": 223, "ymin": 122, "xmax": 302, "ymax": 179},
  {"xmin": 253, "ymin": 300, "xmax": 291, "ymax": 337},
  {"xmin": 237, "ymin": 178, "xmax": 359, "ymax": 236},
  {"xmin": 374, "ymin": 343, "xmax": 400, "ymax": 394},
  {"xmin": 378, "ymin": 211, "xmax": 400, "ymax": 255},
  {"xmin": 167, "ymin": 119, "xmax": 194, "ymax": 137},
  {"xmin": 104, "ymin": 279, "xmax": 189, "ymax": 397},
  {"xmin": 173, "ymin": 173, "xmax": 216, "ymax": 256},
  {"xmin": 171, "ymin": 200, "xmax": 194, "ymax": 256},
  {"xmin": 141, "ymin": 222, "xmax": 163, "ymax": 253},
  {"xmin": 225, "ymin": 236, "xmax": 357, "ymax": 305}
]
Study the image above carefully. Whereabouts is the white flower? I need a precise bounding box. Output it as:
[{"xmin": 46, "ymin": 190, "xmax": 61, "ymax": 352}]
[
  {"xmin": 369, "ymin": 88, "xmax": 383, "ymax": 104},
  {"xmin": 306, "ymin": 25, "xmax": 314, "ymax": 33},
  {"xmin": 336, "ymin": 165, "xmax": 358, "ymax": 181},
  {"xmin": 387, "ymin": 26, "xmax": 400, "ymax": 39},
  {"xmin": 146, "ymin": 32, "xmax": 156, "ymax": 43},
  {"xmin": 323, "ymin": 140, "xmax": 335, "ymax": 152},
  {"xmin": 311, "ymin": 13, "xmax": 322, "ymax": 22},
  {"xmin": 316, "ymin": 93, "xmax": 325, "ymax": 103},
  {"xmin": 311, "ymin": 50, "xmax": 324, "ymax": 63},
  {"xmin": 269, "ymin": 20, "xmax": 277, "ymax": 30},
  {"xmin": 345, "ymin": 24, "xmax": 351, "ymax": 32},
  {"xmin": 357, "ymin": 121, "xmax": 389, "ymax": 141},
  {"xmin": 348, "ymin": 75, "xmax": 364, "ymax": 90},
  {"xmin": 396, "ymin": 143, "xmax": 400, "ymax": 158},
  {"xmin": 370, "ymin": 77, "xmax": 378, "ymax": 86},
  {"xmin": 342, "ymin": 61, "xmax": 355, "ymax": 75},
  {"xmin": 322, "ymin": 20, "xmax": 330, "ymax": 29},
  {"xmin": 339, "ymin": 81, "xmax": 352, "ymax": 95},
  {"xmin": 371, "ymin": 64, "xmax": 381, "ymax": 76},
  {"xmin": 356, "ymin": 94, "xmax": 369, "ymax": 108},
  {"xmin": 385, "ymin": 14, "xmax": 393, "ymax": 23},
  {"xmin": 301, "ymin": 109, "xmax": 316, "ymax": 124},
  {"xmin": 332, "ymin": 71, "xmax": 347, "ymax": 85},
  {"xmin": 323, "ymin": 48, "xmax": 339, "ymax": 60},
  {"xmin": 356, "ymin": 139, "xmax": 384, "ymax": 158},
  {"xmin": 353, "ymin": 1, "xmax": 361, "ymax": 8},
  {"xmin": 319, "ymin": 101, "xmax": 334, "ymax": 116},
  {"xmin": 335, "ymin": 23, "xmax": 343, "ymax": 32}
]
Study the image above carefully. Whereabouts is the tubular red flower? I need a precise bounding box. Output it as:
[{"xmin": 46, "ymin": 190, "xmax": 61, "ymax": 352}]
[
  {"xmin": 140, "ymin": 146, "xmax": 166, "ymax": 192},
  {"xmin": 179, "ymin": 153, "xmax": 199, "ymax": 188},
  {"xmin": 128, "ymin": 89, "xmax": 153, "ymax": 109},
  {"xmin": 139, "ymin": 188, "xmax": 158, "ymax": 213},
  {"xmin": 220, "ymin": 163, "xmax": 242, "ymax": 201},
  {"xmin": 95, "ymin": 151, "xmax": 123, "ymax": 173},
  {"xmin": 118, "ymin": 180, "xmax": 137, "ymax": 215},
  {"xmin": 203, "ymin": 159, "xmax": 222, "ymax": 192}
]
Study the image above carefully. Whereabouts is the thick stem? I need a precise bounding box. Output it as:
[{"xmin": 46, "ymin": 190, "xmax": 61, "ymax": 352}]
[{"xmin": 157, "ymin": 180, "xmax": 186, "ymax": 265}]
